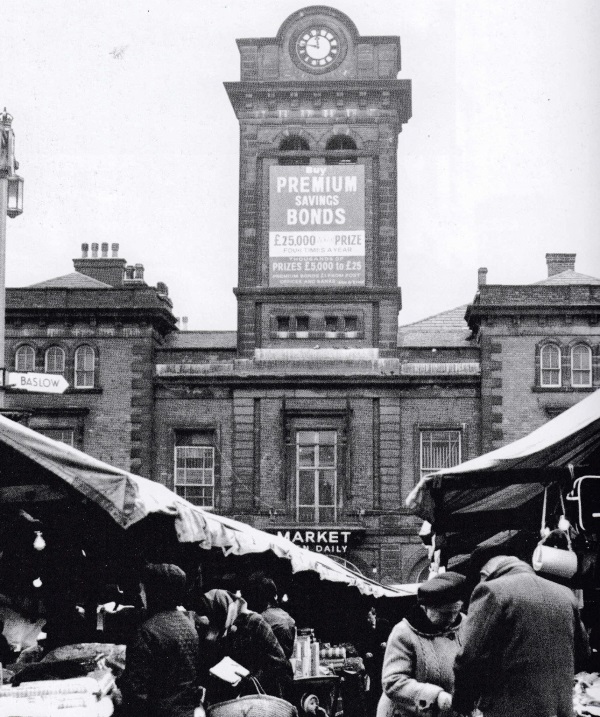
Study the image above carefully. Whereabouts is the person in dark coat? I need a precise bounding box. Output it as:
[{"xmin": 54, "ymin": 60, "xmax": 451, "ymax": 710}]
[
  {"xmin": 453, "ymin": 555, "xmax": 590, "ymax": 717},
  {"xmin": 120, "ymin": 563, "xmax": 200, "ymax": 717},
  {"xmin": 356, "ymin": 607, "xmax": 391, "ymax": 717},
  {"xmin": 197, "ymin": 588, "xmax": 292, "ymax": 704},
  {"xmin": 245, "ymin": 575, "xmax": 296, "ymax": 659}
]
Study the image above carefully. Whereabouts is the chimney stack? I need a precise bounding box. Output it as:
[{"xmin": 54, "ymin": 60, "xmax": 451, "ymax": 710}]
[
  {"xmin": 73, "ymin": 242, "xmax": 127, "ymax": 286},
  {"xmin": 546, "ymin": 253, "xmax": 575, "ymax": 277},
  {"xmin": 478, "ymin": 267, "xmax": 488, "ymax": 288}
]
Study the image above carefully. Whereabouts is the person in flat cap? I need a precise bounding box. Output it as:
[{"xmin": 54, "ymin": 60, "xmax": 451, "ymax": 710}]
[
  {"xmin": 377, "ymin": 571, "xmax": 466, "ymax": 717},
  {"xmin": 120, "ymin": 563, "xmax": 201, "ymax": 717}
]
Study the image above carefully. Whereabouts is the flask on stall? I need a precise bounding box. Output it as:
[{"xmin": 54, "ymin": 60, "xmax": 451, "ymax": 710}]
[{"xmin": 310, "ymin": 641, "xmax": 320, "ymax": 676}]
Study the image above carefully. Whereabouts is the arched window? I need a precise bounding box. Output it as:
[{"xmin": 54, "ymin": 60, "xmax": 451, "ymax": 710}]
[
  {"xmin": 15, "ymin": 345, "xmax": 35, "ymax": 372},
  {"xmin": 75, "ymin": 345, "xmax": 95, "ymax": 388},
  {"xmin": 325, "ymin": 135, "xmax": 357, "ymax": 164},
  {"xmin": 278, "ymin": 136, "xmax": 310, "ymax": 166},
  {"xmin": 45, "ymin": 346, "xmax": 65, "ymax": 374},
  {"xmin": 540, "ymin": 344, "xmax": 561, "ymax": 387},
  {"xmin": 571, "ymin": 344, "xmax": 592, "ymax": 387}
]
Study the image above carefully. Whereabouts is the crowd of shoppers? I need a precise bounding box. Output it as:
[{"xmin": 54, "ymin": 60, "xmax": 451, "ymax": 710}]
[{"xmin": 109, "ymin": 551, "xmax": 591, "ymax": 717}]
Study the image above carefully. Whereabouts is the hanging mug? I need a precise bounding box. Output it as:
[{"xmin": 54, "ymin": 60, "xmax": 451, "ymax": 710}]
[{"xmin": 532, "ymin": 529, "xmax": 577, "ymax": 579}]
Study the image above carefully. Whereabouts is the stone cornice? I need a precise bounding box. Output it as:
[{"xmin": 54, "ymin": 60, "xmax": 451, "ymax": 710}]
[
  {"xmin": 234, "ymin": 286, "xmax": 402, "ymax": 301},
  {"xmin": 225, "ymin": 80, "xmax": 411, "ymax": 122}
]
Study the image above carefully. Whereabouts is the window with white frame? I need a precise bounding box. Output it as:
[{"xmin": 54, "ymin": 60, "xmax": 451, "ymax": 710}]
[
  {"xmin": 45, "ymin": 346, "xmax": 65, "ymax": 374},
  {"xmin": 36, "ymin": 428, "xmax": 74, "ymax": 446},
  {"xmin": 540, "ymin": 344, "xmax": 561, "ymax": 387},
  {"xmin": 74, "ymin": 345, "xmax": 95, "ymax": 388},
  {"xmin": 15, "ymin": 345, "xmax": 35, "ymax": 372},
  {"xmin": 420, "ymin": 430, "xmax": 462, "ymax": 480},
  {"xmin": 174, "ymin": 432, "xmax": 215, "ymax": 507},
  {"xmin": 296, "ymin": 430, "xmax": 337, "ymax": 523},
  {"xmin": 571, "ymin": 344, "xmax": 592, "ymax": 387}
]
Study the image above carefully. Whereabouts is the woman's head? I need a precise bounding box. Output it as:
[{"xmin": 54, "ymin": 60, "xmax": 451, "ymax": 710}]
[
  {"xmin": 417, "ymin": 571, "xmax": 465, "ymax": 629},
  {"xmin": 198, "ymin": 589, "xmax": 245, "ymax": 641}
]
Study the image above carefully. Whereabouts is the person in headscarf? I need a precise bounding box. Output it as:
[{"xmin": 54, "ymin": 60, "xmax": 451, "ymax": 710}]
[
  {"xmin": 196, "ymin": 588, "xmax": 292, "ymax": 704},
  {"xmin": 120, "ymin": 563, "xmax": 200, "ymax": 717},
  {"xmin": 378, "ymin": 572, "xmax": 466, "ymax": 717}
]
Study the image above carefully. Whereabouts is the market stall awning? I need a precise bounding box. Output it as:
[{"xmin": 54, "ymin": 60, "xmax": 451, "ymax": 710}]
[
  {"xmin": 0, "ymin": 415, "xmax": 408, "ymax": 599},
  {"xmin": 406, "ymin": 389, "xmax": 600, "ymax": 532}
]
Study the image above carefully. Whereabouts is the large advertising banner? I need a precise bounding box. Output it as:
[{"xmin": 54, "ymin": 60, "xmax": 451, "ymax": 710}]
[{"xmin": 269, "ymin": 164, "xmax": 365, "ymax": 287}]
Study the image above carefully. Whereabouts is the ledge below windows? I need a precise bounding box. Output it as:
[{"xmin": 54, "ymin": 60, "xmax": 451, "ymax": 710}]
[{"xmin": 532, "ymin": 386, "xmax": 595, "ymax": 393}]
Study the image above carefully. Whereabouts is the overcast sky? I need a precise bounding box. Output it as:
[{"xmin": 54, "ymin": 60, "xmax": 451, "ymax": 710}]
[{"xmin": 2, "ymin": 1, "xmax": 600, "ymax": 329}]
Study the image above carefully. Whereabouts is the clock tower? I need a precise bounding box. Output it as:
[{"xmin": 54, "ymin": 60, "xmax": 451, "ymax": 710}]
[{"xmin": 226, "ymin": 6, "xmax": 411, "ymax": 358}]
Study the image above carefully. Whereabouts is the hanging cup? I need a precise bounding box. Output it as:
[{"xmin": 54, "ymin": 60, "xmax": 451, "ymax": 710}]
[{"xmin": 532, "ymin": 544, "xmax": 577, "ymax": 578}]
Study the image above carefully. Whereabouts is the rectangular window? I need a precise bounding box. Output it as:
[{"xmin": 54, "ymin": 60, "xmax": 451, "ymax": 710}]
[
  {"xmin": 295, "ymin": 316, "xmax": 310, "ymax": 332},
  {"xmin": 296, "ymin": 430, "xmax": 337, "ymax": 523},
  {"xmin": 36, "ymin": 428, "xmax": 75, "ymax": 447},
  {"xmin": 420, "ymin": 430, "xmax": 462, "ymax": 479},
  {"xmin": 277, "ymin": 316, "xmax": 290, "ymax": 332},
  {"xmin": 174, "ymin": 432, "xmax": 215, "ymax": 508},
  {"xmin": 325, "ymin": 316, "xmax": 338, "ymax": 332},
  {"xmin": 344, "ymin": 316, "xmax": 358, "ymax": 333}
]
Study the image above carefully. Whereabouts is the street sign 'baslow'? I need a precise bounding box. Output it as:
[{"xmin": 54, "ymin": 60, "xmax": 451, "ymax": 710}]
[{"xmin": 7, "ymin": 372, "xmax": 69, "ymax": 394}]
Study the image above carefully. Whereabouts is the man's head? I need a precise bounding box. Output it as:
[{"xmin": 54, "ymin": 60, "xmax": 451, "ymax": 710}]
[
  {"xmin": 245, "ymin": 574, "xmax": 278, "ymax": 612},
  {"xmin": 141, "ymin": 563, "xmax": 187, "ymax": 614},
  {"xmin": 417, "ymin": 571, "xmax": 466, "ymax": 630}
]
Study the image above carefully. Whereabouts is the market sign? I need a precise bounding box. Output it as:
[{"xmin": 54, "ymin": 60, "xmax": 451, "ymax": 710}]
[
  {"xmin": 269, "ymin": 164, "xmax": 365, "ymax": 287},
  {"xmin": 266, "ymin": 527, "xmax": 365, "ymax": 555},
  {"xmin": 6, "ymin": 372, "xmax": 69, "ymax": 394}
]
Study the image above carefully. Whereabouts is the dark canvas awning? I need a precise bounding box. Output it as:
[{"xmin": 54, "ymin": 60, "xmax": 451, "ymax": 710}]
[
  {"xmin": 0, "ymin": 415, "xmax": 409, "ymax": 599},
  {"xmin": 406, "ymin": 390, "xmax": 600, "ymax": 535}
]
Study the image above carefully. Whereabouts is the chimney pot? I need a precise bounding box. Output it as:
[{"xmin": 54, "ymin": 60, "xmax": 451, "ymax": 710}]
[
  {"xmin": 134, "ymin": 263, "xmax": 144, "ymax": 280},
  {"xmin": 91, "ymin": 243, "xmax": 99, "ymax": 258},
  {"xmin": 101, "ymin": 242, "xmax": 109, "ymax": 258},
  {"xmin": 156, "ymin": 281, "xmax": 169, "ymax": 295},
  {"xmin": 81, "ymin": 243, "xmax": 89, "ymax": 258},
  {"xmin": 111, "ymin": 243, "xmax": 119, "ymax": 257},
  {"xmin": 478, "ymin": 267, "xmax": 488, "ymax": 288},
  {"xmin": 546, "ymin": 253, "xmax": 576, "ymax": 277},
  {"xmin": 125, "ymin": 265, "xmax": 135, "ymax": 280}
]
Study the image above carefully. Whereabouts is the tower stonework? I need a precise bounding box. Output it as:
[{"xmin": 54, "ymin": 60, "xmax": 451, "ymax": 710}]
[{"xmin": 226, "ymin": 6, "xmax": 411, "ymax": 358}]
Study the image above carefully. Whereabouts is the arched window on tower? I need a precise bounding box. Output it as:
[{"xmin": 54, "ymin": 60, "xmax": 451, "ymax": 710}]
[
  {"xmin": 571, "ymin": 344, "xmax": 592, "ymax": 387},
  {"xmin": 325, "ymin": 135, "xmax": 357, "ymax": 164},
  {"xmin": 278, "ymin": 136, "xmax": 310, "ymax": 166}
]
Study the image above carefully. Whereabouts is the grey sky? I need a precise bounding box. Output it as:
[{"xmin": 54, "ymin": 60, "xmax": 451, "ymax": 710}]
[{"xmin": 3, "ymin": 1, "xmax": 600, "ymax": 328}]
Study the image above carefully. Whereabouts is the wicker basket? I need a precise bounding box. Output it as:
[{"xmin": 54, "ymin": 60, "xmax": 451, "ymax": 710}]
[{"xmin": 207, "ymin": 694, "xmax": 297, "ymax": 717}]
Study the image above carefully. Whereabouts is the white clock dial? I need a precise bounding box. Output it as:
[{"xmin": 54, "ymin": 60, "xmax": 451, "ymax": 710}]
[{"xmin": 296, "ymin": 27, "xmax": 340, "ymax": 68}]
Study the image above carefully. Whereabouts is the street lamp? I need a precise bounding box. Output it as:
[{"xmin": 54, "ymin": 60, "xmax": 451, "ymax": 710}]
[
  {"xmin": 0, "ymin": 108, "xmax": 24, "ymax": 408},
  {"xmin": 7, "ymin": 175, "xmax": 24, "ymax": 218}
]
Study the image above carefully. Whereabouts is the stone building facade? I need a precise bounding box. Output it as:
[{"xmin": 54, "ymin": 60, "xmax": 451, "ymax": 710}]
[{"xmin": 3, "ymin": 8, "xmax": 600, "ymax": 583}]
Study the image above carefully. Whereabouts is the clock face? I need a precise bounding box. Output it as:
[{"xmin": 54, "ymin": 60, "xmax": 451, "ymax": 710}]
[{"xmin": 296, "ymin": 27, "xmax": 340, "ymax": 69}]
